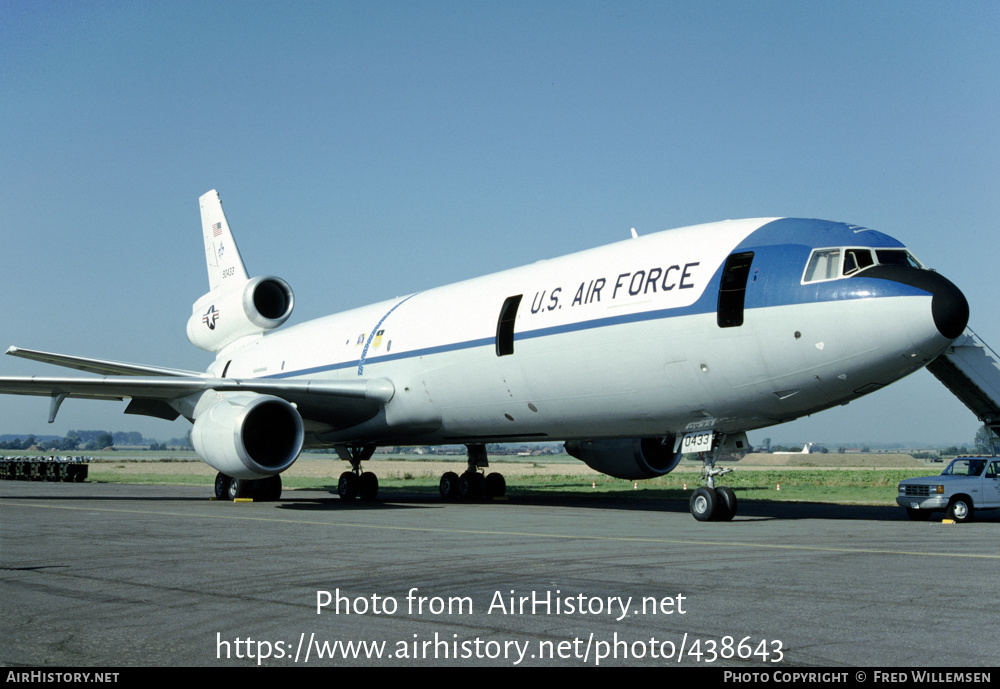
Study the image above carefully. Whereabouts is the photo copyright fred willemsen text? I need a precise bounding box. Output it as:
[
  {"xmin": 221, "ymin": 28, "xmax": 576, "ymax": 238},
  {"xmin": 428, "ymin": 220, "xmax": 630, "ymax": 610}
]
[{"xmin": 214, "ymin": 588, "xmax": 784, "ymax": 665}]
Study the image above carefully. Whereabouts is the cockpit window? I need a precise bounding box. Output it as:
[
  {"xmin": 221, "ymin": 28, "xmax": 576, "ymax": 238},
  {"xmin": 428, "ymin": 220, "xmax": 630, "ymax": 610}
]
[
  {"xmin": 843, "ymin": 249, "xmax": 875, "ymax": 276},
  {"xmin": 875, "ymin": 249, "xmax": 923, "ymax": 268},
  {"xmin": 803, "ymin": 246, "xmax": 923, "ymax": 283},
  {"xmin": 803, "ymin": 248, "xmax": 841, "ymax": 283}
]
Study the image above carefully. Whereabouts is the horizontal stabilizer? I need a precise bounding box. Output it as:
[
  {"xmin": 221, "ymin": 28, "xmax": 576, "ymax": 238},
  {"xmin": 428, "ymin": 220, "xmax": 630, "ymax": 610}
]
[{"xmin": 926, "ymin": 328, "xmax": 1000, "ymax": 434}]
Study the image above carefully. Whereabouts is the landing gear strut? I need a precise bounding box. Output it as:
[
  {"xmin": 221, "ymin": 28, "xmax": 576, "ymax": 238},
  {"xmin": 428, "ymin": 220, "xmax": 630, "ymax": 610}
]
[
  {"xmin": 439, "ymin": 444, "xmax": 506, "ymax": 500},
  {"xmin": 337, "ymin": 443, "xmax": 379, "ymax": 501},
  {"xmin": 689, "ymin": 433, "xmax": 738, "ymax": 521}
]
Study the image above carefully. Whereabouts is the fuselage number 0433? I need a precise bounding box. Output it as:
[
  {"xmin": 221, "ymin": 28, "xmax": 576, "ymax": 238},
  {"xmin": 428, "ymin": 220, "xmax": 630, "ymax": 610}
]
[{"xmin": 681, "ymin": 431, "xmax": 714, "ymax": 454}]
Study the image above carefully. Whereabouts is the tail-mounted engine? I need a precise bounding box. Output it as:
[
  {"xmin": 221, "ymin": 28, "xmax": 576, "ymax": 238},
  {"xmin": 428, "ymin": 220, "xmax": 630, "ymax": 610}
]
[
  {"xmin": 190, "ymin": 393, "xmax": 305, "ymax": 479},
  {"xmin": 565, "ymin": 437, "xmax": 683, "ymax": 480},
  {"xmin": 187, "ymin": 276, "xmax": 294, "ymax": 352}
]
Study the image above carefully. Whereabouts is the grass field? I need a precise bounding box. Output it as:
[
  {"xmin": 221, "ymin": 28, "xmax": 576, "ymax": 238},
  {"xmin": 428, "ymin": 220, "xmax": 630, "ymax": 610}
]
[{"xmin": 67, "ymin": 451, "xmax": 944, "ymax": 506}]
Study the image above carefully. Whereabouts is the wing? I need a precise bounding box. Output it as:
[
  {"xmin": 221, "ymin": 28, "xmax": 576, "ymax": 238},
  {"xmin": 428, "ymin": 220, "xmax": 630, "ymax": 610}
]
[
  {"xmin": 0, "ymin": 374, "xmax": 394, "ymax": 427},
  {"xmin": 2, "ymin": 346, "xmax": 394, "ymax": 428},
  {"xmin": 6, "ymin": 346, "xmax": 202, "ymax": 377}
]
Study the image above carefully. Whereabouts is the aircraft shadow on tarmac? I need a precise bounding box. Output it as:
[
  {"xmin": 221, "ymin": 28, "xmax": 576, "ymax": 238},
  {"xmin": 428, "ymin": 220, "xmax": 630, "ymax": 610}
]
[
  {"xmin": 0, "ymin": 492, "xmax": 208, "ymax": 503},
  {"xmin": 274, "ymin": 487, "xmax": 1000, "ymax": 522},
  {"xmin": 5, "ymin": 483, "xmax": 996, "ymax": 522}
]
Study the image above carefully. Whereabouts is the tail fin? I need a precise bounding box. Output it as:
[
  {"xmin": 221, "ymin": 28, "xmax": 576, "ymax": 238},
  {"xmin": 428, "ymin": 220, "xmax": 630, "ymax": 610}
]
[
  {"xmin": 199, "ymin": 190, "xmax": 249, "ymax": 291},
  {"xmin": 189, "ymin": 191, "xmax": 294, "ymax": 353}
]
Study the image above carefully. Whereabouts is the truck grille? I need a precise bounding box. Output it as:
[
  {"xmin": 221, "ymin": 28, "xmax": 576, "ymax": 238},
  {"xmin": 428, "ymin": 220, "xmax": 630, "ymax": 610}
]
[{"xmin": 901, "ymin": 485, "xmax": 931, "ymax": 497}]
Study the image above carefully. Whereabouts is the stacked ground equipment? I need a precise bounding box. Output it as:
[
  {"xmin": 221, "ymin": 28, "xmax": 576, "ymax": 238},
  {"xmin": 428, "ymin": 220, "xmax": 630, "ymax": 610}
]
[{"xmin": 1, "ymin": 456, "xmax": 89, "ymax": 482}]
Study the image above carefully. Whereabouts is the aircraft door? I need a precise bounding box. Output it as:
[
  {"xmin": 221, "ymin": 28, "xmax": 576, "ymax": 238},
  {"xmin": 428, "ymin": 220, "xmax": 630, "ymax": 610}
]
[
  {"xmin": 717, "ymin": 252, "xmax": 754, "ymax": 328},
  {"xmin": 496, "ymin": 295, "xmax": 522, "ymax": 356}
]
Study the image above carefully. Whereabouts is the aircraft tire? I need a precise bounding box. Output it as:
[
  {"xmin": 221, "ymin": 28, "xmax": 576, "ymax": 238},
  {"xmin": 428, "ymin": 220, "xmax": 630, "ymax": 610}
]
[
  {"xmin": 484, "ymin": 472, "xmax": 506, "ymax": 498},
  {"xmin": 256, "ymin": 475, "xmax": 282, "ymax": 501},
  {"xmin": 458, "ymin": 472, "xmax": 484, "ymax": 500},
  {"xmin": 338, "ymin": 472, "xmax": 359, "ymax": 500},
  {"xmin": 227, "ymin": 477, "xmax": 252, "ymax": 501},
  {"xmin": 358, "ymin": 472, "xmax": 379, "ymax": 501},
  {"xmin": 689, "ymin": 487, "xmax": 717, "ymax": 522},
  {"xmin": 215, "ymin": 472, "xmax": 231, "ymax": 500},
  {"xmin": 440, "ymin": 472, "xmax": 459, "ymax": 500},
  {"xmin": 714, "ymin": 486, "xmax": 737, "ymax": 521}
]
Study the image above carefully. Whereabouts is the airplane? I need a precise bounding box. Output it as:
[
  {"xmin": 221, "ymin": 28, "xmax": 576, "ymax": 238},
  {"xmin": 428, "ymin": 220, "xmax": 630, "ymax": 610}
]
[
  {"xmin": 0, "ymin": 190, "xmax": 969, "ymax": 520},
  {"xmin": 773, "ymin": 443, "xmax": 815, "ymax": 454}
]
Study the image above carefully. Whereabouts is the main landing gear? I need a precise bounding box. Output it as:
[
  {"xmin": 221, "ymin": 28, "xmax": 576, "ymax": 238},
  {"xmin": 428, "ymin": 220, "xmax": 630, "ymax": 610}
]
[
  {"xmin": 439, "ymin": 444, "xmax": 507, "ymax": 500},
  {"xmin": 337, "ymin": 443, "xmax": 379, "ymax": 501},
  {"xmin": 214, "ymin": 473, "xmax": 282, "ymax": 501},
  {"xmin": 331, "ymin": 443, "xmax": 506, "ymax": 503},
  {"xmin": 689, "ymin": 433, "xmax": 738, "ymax": 522}
]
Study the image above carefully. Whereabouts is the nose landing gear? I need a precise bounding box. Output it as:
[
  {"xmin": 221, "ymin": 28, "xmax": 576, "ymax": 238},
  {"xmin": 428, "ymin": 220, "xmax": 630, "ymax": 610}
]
[{"xmin": 688, "ymin": 432, "xmax": 740, "ymax": 521}]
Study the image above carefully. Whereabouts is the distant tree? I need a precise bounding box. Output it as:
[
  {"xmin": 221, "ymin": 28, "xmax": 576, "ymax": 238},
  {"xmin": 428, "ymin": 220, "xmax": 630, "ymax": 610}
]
[
  {"xmin": 974, "ymin": 425, "xmax": 998, "ymax": 454},
  {"xmin": 112, "ymin": 431, "xmax": 144, "ymax": 446},
  {"xmin": 0, "ymin": 438, "xmax": 25, "ymax": 450},
  {"xmin": 167, "ymin": 435, "xmax": 194, "ymax": 450},
  {"xmin": 71, "ymin": 430, "xmax": 111, "ymax": 445},
  {"xmin": 39, "ymin": 435, "xmax": 80, "ymax": 451},
  {"xmin": 85, "ymin": 432, "xmax": 114, "ymax": 451}
]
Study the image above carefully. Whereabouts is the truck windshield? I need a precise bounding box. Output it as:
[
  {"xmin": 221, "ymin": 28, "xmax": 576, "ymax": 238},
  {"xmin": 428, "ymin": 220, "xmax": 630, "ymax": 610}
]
[{"xmin": 941, "ymin": 458, "xmax": 986, "ymax": 476}]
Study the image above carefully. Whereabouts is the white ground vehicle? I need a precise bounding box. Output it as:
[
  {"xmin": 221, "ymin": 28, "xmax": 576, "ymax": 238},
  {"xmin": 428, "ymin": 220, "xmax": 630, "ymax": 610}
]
[{"xmin": 897, "ymin": 456, "xmax": 1000, "ymax": 522}]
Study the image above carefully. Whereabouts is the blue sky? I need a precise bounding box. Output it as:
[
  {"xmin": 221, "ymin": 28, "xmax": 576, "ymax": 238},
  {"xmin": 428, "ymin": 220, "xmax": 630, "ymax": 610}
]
[{"xmin": 2, "ymin": 1, "xmax": 998, "ymax": 447}]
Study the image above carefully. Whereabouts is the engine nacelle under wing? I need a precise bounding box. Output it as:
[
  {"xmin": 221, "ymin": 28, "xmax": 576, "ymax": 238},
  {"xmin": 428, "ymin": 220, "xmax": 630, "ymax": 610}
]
[
  {"xmin": 187, "ymin": 276, "xmax": 294, "ymax": 353},
  {"xmin": 191, "ymin": 393, "xmax": 304, "ymax": 479},
  {"xmin": 565, "ymin": 437, "xmax": 682, "ymax": 480}
]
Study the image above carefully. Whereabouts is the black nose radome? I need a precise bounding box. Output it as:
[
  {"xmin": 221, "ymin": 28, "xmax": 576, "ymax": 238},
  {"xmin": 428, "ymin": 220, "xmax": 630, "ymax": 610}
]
[{"xmin": 857, "ymin": 265, "xmax": 969, "ymax": 340}]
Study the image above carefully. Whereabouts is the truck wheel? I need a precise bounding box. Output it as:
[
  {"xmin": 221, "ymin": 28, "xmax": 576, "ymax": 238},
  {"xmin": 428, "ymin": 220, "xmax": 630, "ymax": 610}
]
[{"xmin": 946, "ymin": 496, "xmax": 974, "ymax": 523}]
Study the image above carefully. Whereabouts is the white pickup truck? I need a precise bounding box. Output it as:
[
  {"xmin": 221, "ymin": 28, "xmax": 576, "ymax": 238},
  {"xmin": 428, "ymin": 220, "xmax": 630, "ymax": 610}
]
[{"xmin": 897, "ymin": 456, "xmax": 1000, "ymax": 522}]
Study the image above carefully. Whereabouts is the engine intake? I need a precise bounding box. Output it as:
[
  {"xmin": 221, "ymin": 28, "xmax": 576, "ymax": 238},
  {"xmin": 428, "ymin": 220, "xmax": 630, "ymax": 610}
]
[
  {"xmin": 187, "ymin": 276, "xmax": 294, "ymax": 352},
  {"xmin": 191, "ymin": 393, "xmax": 304, "ymax": 479},
  {"xmin": 565, "ymin": 437, "xmax": 682, "ymax": 480}
]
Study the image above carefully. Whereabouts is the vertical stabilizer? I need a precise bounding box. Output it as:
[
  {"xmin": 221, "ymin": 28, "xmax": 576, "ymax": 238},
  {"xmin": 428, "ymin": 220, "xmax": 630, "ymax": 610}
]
[{"xmin": 199, "ymin": 190, "xmax": 250, "ymax": 291}]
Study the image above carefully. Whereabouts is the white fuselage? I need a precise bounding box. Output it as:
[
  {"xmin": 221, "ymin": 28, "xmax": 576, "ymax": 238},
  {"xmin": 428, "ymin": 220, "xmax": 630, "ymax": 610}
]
[{"xmin": 207, "ymin": 218, "xmax": 951, "ymax": 447}]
